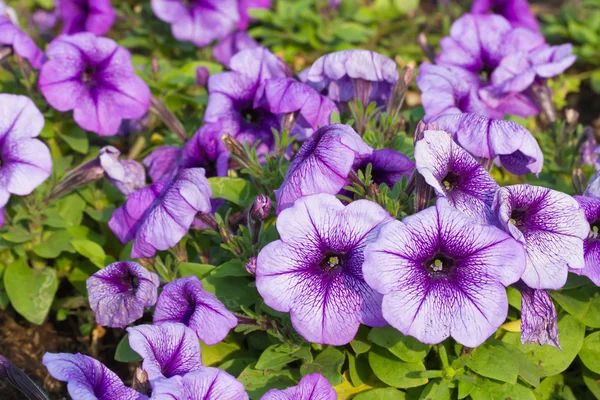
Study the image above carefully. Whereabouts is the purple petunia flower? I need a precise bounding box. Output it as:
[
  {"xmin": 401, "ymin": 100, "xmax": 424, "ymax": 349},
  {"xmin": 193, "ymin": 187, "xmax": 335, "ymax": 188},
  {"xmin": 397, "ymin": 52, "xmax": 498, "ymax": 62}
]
[
  {"xmin": 586, "ymin": 172, "xmax": 600, "ymax": 198},
  {"xmin": 0, "ymin": 2, "xmax": 17, "ymax": 24},
  {"xmin": 143, "ymin": 145, "xmax": 183, "ymax": 182},
  {"xmin": 86, "ymin": 261, "xmax": 159, "ymax": 328},
  {"xmin": 432, "ymin": 113, "xmax": 543, "ymax": 176},
  {"xmin": 43, "ymin": 353, "xmax": 145, "ymax": 400},
  {"xmin": 493, "ymin": 185, "xmax": 588, "ymax": 289},
  {"xmin": 98, "ymin": 146, "xmax": 146, "ymax": 195},
  {"xmin": 261, "ymin": 373, "xmax": 335, "ymax": 400},
  {"xmin": 254, "ymin": 77, "xmax": 339, "ymax": 141},
  {"xmin": 274, "ymin": 124, "xmax": 372, "ymax": 214},
  {"xmin": 519, "ymin": 285, "xmax": 560, "ymax": 348},
  {"xmin": 151, "ymin": 368, "xmax": 249, "ymax": 400},
  {"xmin": 109, "ymin": 168, "xmax": 212, "ymax": 258},
  {"xmin": 305, "ymin": 50, "xmax": 398, "ymax": 106},
  {"xmin": 363, "ymin": 199, "xmax": 526, "ymax": 347},
  {"xmin": 256, "ymin": 194, "xmax": 390, "ymax": 345},
  {"xmin": 471, "ymin": 0, "xmax": 539, "ymax": 31},
  {"xmin": 0, "ymin": 94, "xmax": 52, "ymax": 209},
  {"xmin": 60, "ymin": 0, "xmax": 116, "ymax": 36},
  {"xmin": 39, "ymin": 33, "xmax": 151, "ymax": 137},
  {"xmin": 414, "ymin": 129, "xmax": 498, "ymax": 222},
  {"xmin": 572, "ymin": 196, "xmax": 600, "ymax": 285},
  {"xmin": 153, "ymin": 276, "xmax": 237, "ymax": 345},
  {"xmin": 127, "ymin": 323, "xmax": 203, "ymax": 383},
  {"xmin": 0, "ymin": 16, "xmax": 45, "ymax": 69},
  {"xmin": 360, "ymin": 148, "xmax": 414, "ymax": 188},
  {"xmin": 213, "ymin": 31, "xmax": 259, "ymax": 68}
]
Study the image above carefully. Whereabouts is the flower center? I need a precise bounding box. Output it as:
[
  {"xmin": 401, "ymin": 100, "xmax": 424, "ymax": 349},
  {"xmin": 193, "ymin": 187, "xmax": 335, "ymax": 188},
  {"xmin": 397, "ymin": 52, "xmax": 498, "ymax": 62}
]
[
  {"xmin": 509, "ymin": 208, "xmax": 527, "ymax": 228},
  {"xmin": 425, "ymin": 253, "xmax": 455, "ymax": 275},
  {"xmin": 122, "ymin": 274, "xmax": 139, "ymax": 292},
  {"xmin": 590, "ymin": 220, "xmax": 600, "ymax": 240},
  {"xmin": 319, "ymin": 252, "xmax": 344, "ymax": 273},
  {"xmin": 442, "ymin": 171, "xmax": 460, "ymax": 192},
  {"xmin": 82, "ymin": 66, "xmax": 98, "ymax": 87}
]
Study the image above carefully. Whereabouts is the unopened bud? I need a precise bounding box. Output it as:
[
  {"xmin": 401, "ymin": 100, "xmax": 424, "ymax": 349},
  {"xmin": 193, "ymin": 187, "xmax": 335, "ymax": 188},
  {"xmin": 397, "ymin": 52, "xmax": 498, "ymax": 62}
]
[
  {"xmin": 0, "ymin": 355, "xmax": 48, "ymax": 400},
  {"xmin": 251, "ymin": 195, "xmax": 272, "ymax": 221},
  {"xmin": 245, "ymin": 257, "xmax": 257, "ymax": 275},
  {"xmin": 196, "ymin": 66, "xmax": 209, "ymax": 87}
]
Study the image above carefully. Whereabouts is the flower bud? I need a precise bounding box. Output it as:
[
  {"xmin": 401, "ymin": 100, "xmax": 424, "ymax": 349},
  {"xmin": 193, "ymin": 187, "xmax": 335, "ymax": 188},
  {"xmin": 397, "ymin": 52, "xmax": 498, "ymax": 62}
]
[
  {"xmin": 196, "ymin": 66, "xmax": 209, "ymax": 88},
  {"xmin": 245, "ymin": 257, "xmax": 257, "ymax": 275},
  {"xmin": 251, "ymin": 195, "xmax": 272, "ymax": 221}
]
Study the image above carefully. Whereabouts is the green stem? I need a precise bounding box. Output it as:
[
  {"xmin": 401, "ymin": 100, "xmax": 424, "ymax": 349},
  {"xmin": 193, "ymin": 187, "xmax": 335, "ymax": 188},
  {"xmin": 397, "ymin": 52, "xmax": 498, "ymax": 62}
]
[{"xmin": 438, "ymin": 343, "xmax": 449, "ymax": 369}]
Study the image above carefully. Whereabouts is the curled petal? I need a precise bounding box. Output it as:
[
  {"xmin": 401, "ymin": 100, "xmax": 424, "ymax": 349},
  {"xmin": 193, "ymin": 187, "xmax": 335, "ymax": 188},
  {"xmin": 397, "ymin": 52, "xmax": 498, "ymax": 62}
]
[
  {"xmin": 151, "ymin": 368, "xmax": 248, "ymax": 400},
  {"xmin": 0, "ymin": 16, "xmax": 45, "ymax": 69},
  {"xmin": 519, "ymin": 286, "xmax": 560, "ymax": 348},
  {"xmin": 60, "ymin": 0, "xmax": 115, "ymax": 35}
]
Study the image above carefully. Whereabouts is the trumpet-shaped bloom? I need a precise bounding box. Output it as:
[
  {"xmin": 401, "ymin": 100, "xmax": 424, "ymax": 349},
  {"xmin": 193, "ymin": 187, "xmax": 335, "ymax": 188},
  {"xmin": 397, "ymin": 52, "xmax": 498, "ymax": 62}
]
[
  {"xmin": 43, "ymin": 353, "xmax": 144, "ymax": 400},
  {"xmin": 127, "ymin": 323, "xmax": 203, "ymax": 383},
  {"xmin": 493, "ymin": 185, "xmax": 588, "ymax": 289},
  {"xmin": 98, "ymin": 146, "xmax": 145, "ymax": 195},
  {"xmin": 39, "ymin": 33, "xmax": 151, "ymax": 137},
  {"xmin": 414, "ymin": 129, "xmax": 498, "ymax": 222},
  {"xmin": 0, "ymin": 94, "xmax": 52, "ymax": 208},
  {"xmin": 153, "ymin": 276, "xmax": 237, "ymax": 345},
  {"xmin": 212, "ymin": 31, "xmax": 259, "ymax": 68},
  {"xmin": 60, "ymin": 0, "xmax": 115, "ymax": 35},
  {"xmin": 471, "ymin": 0, "xmax": 540, "ymax": 31},
  {"xmin": 274, "ymin": 124, "xmax": 372, "ymax": 214},
  {"xmin": 256, "ymin": 194, "xmax": 390, "ymax": 345},
  {"xmin": 363, "ymin": 199, "xmax": 526, "ymax": 347},
  {"xmin": 261, "ymin": 373, "xmax": 335, "ymax": 400},
  {"xmin": 143, "ymin": 146, "xmax": 182, "ymax": 182},
  {"xmin": 572, "ymin": 196, "xmax": 600, "ymax": 285},
  {"xmin": 433, "ymin": 113, "xmax": 543, "ymax": 175},
  {"xmin": 86, "ymin": 261, "xmax": 159, "ymax": 328},
  {"xmin": 109, "ymin": 168, "xmax": 212, "ymax": 258},
  {"xmin": 519, "ymin": 285, "xmax": 560, "ymax": 348},
  {"xmin": 151, "ymin": 368, "xmax": 248, "ymax": 400},
  {"xmin": 0, "ymin": 16, "xmax": 45, "ymax": 69},
  {"xmin": 360, "ymin": 149, "xmax": 414, "ymax": 188},
  {"xmin": 305, "ymin": 50, "xmax": 398, "ymax": 105}
]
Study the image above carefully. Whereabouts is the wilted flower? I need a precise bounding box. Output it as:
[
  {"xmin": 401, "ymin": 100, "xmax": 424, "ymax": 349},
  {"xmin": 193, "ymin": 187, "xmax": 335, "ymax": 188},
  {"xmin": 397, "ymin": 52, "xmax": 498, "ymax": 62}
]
[
  {"xmin": 262, "ymin": 373, "xmax": 336, "ymax": 400},
  {"xmin": 519, "ymin": 285, "xmax": 560, "ymax": 348},
  {"xmin": 0, "ymin": 355, "xmax": 48, "ymax": 400},
  {"xmin": 86, "ymin": 261, "xmax": 159, "ymax": 328},
  {"xmin": 127, "ymin": 323, "xmax": 203, "ymax": 383},
  {"xmin": 0, "ymin": 16, "xmax": 45, "ymax": 68},
  {"xmin": 109, "ymin": 168, "xmax": 212, "ymax": 258},
  {"xmin": 43, "ymin": 353, "xmax": 143, "ymax": 400},
  {"xmin": 245, "ymin": 257, "xmax": 257, "ymax": 275},
  {"xmin": 471, "ymin": 0, "xmax": 539, "ymax": 31},
  {"xmin": 572, "ymin": 196, "xmax": 600, "ymax": 285},
  {"xmin": 251, "ymin": 194, "xmax": 272, "ymax": 221},
  {"xmin": 256, "ymin": 194, "xmax": 390, "ymax": 345},
  {"xmin": 0, "ymin": 1, "xmax": 17, "ymax": 23},
  {"xmin": 305, "ymin": 50, "xmax": 398, "ymax": 106},
  {"xmin": 275, "ymin": 124, "xmax": 372, "ymax": 214},
  {"xmin": 254, "ymin": 77, "xmax": 338, "ymax": 141},
  {"xmin": 151, "ymin": 368, "xmax": 248, "ymax": 400},
  {"xmin": 153, "ymin": 276, "xmax": 237, "ymax": 345},
  {"xmin": 493, "ymin": 185, "xmax": 588, "ymax": 289},
  {"xmin": 363, "ymin": 199, "xmax": 526, "ymax": 347},
  {"xmin": 433, "ymin": 113, "xmax": 544, "ymax": 175},
  {"xmin": 59, "ymin": 0, "xmax": 115, "ymax": 35},
  {"xmin": 98, "ymin": 146, "xmax": 146, "ymax": 195},
  {"xmin": 361, "ymin": 148, "xmax": 414, "ymax": 188},
  {"xmin": 39, "ymin": 33, "xmax": 151, "ymax": 137},
  {"xmin": 585, "ymin": 172, "xmax": 600, "ymax": 198},
  {"xmin": 414, "ymin": 129, "xmax": 498, "ymax": 222},
  {"xmin": 0, "ymin": 94, "xmax": 52, "ymax": 209},
  {"xmin": 213, "ymin": 31, "xmax": 259, "ymax": 68}
]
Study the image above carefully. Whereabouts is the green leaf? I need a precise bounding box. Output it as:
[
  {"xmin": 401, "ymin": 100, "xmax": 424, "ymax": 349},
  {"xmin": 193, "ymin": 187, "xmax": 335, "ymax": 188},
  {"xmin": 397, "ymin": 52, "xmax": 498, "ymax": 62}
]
[
  {"xmin": 212, "ymin": 260, "xmax": 250, "ymax": 278},
  {"xmin": 393, "ymin": 0, "xmax": 419, "ymax": 14},
  {"xmin": 551, "ymin": 286, "xmax": 600, "ymax": 327},
  {"xmin": 201, "ymin": 275, "xmax": 257, "ymax": 311},
  {"xmin": 579, "ymin": 331, "xmax": 600, "ymax": 374},
  {"xmin": 33, "ymin": 230, "xmax": 74, "ymax": 258},
  {"xmin": 368, "ymin": 345, "xmax": 427, "ymax": 389},
  {"xmin": 114, "ymin": 335, "xmax": 142, "ymax": 362},
  {"xmin": 4, "ymin": 260, "xmax": 58, "ymax": 325},
  {"xmin": 591, "ymin": 69, "xmax": 600, "ymax": 94},
  {"xmin": 501, "ymin": 342, "xmax": 540, "ymax": 387},
  {"xmin": 238, "ymin": 364, "xmax": 297, "ymax": 400},
  {"xmin": 208, "ymin": 177, "xmax": 258, "ymax": 206},
  {"xmin": 418, "ymin": 380, "xmax": 451, "ymax": 400},
  {"xmin": 469, "ymin": 379, "xmax": 535, "ymax": 400},
  {"xmin": 467, "ymin": 340, "xmax": 519, "ymax": 384},
  {"xmin": 300, "ymin": 347, "xmax": 345, "ymax": 386},
  {"xmin": 350, "ymin": 325, "xmax": 372, "ymax": 355},
  {"xmin": 45, "ymin": 194, "xmax": 86, "ymax": 228},
  {"xmin": 353, "ymin": 388, "xmax": 407, "ymax": 400},
  {"xmin": 368, "ymin": 325, "xmax": 431, "ymax": 362},
  {"xmin": 568, "ymin": 21, "xmax": 599, "ymax": 44},
  {"xmin": 583, "ymin": 367, "xmax": 600, "ymax": 399},
  {"xmin": 347, "ymin": 352, "xmax": 371, "ymax": 387},
  {"xmin": 67, "ymin": 262, "xmax": 99, "ymax": 294},
  {"xmin": 534, "ymin": 374, "xmax": 577, "ymax": 400},
  {"xmin": 71, "ymin": 239, "xmax": 108, "ymax": 268},
  {"xmin": 256, "ymin": 344, "xmax": 299, "ymax": 370},
  {"xmin": 501, "ymin": 314, "xmax": 585, "ymax": 377},
  {"xmin": 2, "ymin": 226, "xmax": 36, "ymax": 243},
  {"xmin": 179, "ymin": 262, "xmax": 215, "ymax": 279},
  {"xmin": 201, "ymin": 339, "xmax": 243, "ymax": 366},
  {"xmin": 57, "ymin": 123, "xmax": 89, "ymax": 154}
]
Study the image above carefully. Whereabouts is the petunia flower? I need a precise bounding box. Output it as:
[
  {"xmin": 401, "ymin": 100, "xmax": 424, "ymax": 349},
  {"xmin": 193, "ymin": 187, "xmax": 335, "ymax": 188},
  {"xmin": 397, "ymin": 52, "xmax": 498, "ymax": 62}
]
[
  {"xmin": 256, "ymin": 194, "xmax": 390, "ymax": 345},
  {"xmin": 151, "ymin": 0, "xmax": 239, "ymax": 47},
  {"xmin": 414, "ymin": 129, "xmax": 498, "ymax": 222},
  {"xmin": 153, "ymin": 276, "xmax": 237, "ymax": 345},
  {"xmin": 518, "ymin": 284, "xmax": 560, "ymax": 348},
  {"xmin": 261, "ymin": 373, "xmax": 335, "ymax": 400},
  {"xmin": 274, "ymin": 124, "xmax": 373, "ymax": 214},
  {"xmin": 0, "ymin": 16, "xmax": 45, "ymax": 69},
  {"xmin": 39, "ymin": 33, "xmax": 151, "ymax": 137},
  {"xmin": 359, "ymin": 148, "xmax": 414, "ymax": 188},
  {"xmin": 143, "ymin": 146, "xmax": 182, "ymax": 183},
  {"xmin": 471, "ymin": 0, "xmax": 540, "ymax": 31},
  {"xmin": 109, "ymin": 168, "xmax": 212, "ymax": 258},
  {"xmin": 151, "ymin": 368, "xmax": 248, "ymax": 400},
  {"xmin": 213, "ymin": 31, "xmax": 258, "ymax": 69},
  {"xmin": 305, "ymin": 50, "xmax": 398, "ymax": 106},
  {"xmin": 253, "ymin": 77, "xmax": 339, "ymax": 141},
  {"xmin": 43, "ymin": 353, "xmax": 145, "ymax": 400},
  {"xmin": 432, "ymin": 113, "xmax": 544, "ymax": 175},
  {"xmin": 59, "ymin": 0, "xmax": 116, "ymax": 36},
  {"xmin": 0, "ymin": 1, "xmax": 17, "ymax": 24},
  {"xmin": 572, "ymin": 196, "xmax": 600, "ymax": 285},
  {"xmin": 363, "ymin": 199, "xmax": 526, "ymax": 347},
  {"xmin": 127, "ymin": 323, "xmax": 203, "ymax": 383},
  {"xmin": 98, "ymin": 146, "xmax": 146, "ymax": 195},
  {"xmin": 585, "ymin": 172, "xmax": 600, "ymax": 198},
  {"xmin": 0, "ymin": 94, "xmax": 52, "ymax": 209},
  {"xmin": 86, "ymin": 261, "xmax": 160, "ymax": 328},
  {"xmin": 493, "ymin": 185, "xmax": 589, "ymax": 289}
]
